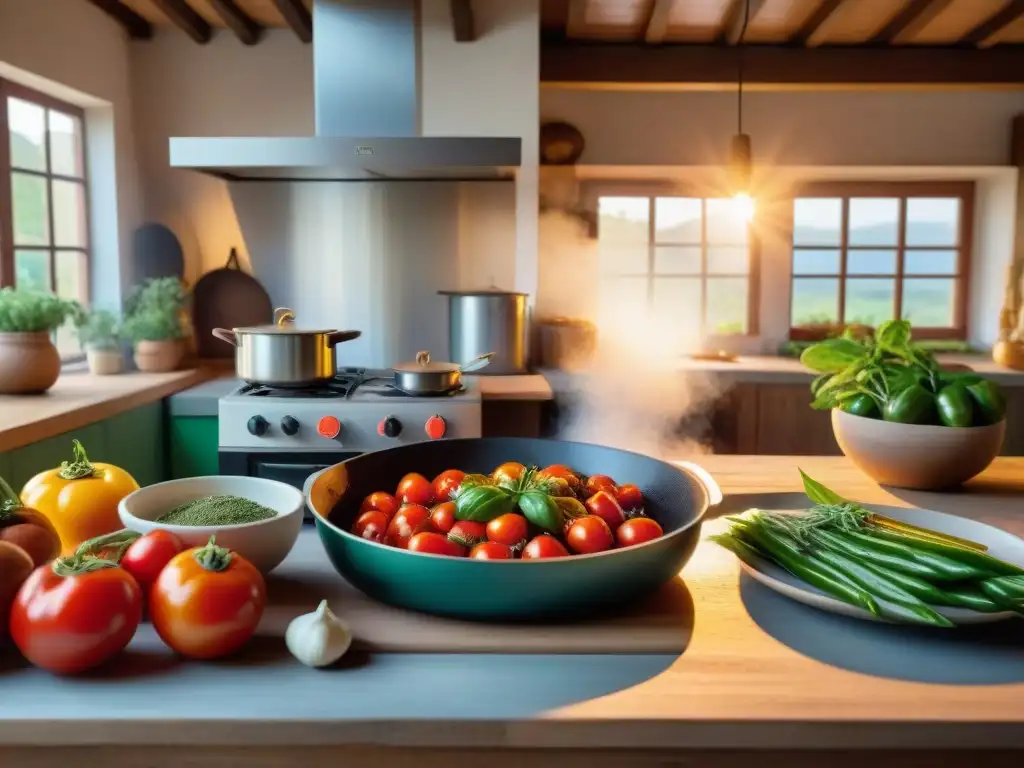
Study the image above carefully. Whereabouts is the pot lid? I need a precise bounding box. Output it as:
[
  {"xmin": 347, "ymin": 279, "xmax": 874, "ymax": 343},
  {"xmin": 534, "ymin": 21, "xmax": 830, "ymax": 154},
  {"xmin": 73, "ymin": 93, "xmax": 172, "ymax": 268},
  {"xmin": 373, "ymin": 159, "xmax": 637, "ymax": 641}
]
[
  {"xmin": 438, "ymin": 288, "xmax": 528, "ymax": 297},
  {"xmin": 393, "ymin": 351, "xmax": 460, "ymax": 373},
  {"xmin": 234, "ymin": 307, "xmax": 335, "ymax": 335}
]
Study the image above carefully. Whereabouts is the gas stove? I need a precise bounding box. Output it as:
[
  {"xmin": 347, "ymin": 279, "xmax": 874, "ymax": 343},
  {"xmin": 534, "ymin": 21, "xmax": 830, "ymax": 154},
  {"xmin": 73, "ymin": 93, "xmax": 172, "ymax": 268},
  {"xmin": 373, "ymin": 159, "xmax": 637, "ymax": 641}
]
[{"xmin": 218, "ymin": 368, "xmax": 482, "ymax": 452}]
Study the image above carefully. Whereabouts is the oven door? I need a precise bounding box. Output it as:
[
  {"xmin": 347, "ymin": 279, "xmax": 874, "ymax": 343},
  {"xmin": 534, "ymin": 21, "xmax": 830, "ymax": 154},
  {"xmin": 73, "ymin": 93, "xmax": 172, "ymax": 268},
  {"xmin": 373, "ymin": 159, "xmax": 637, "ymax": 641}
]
[{"xmin": 220, "ymin": 451, "xmax": 361, "ymax": 521}]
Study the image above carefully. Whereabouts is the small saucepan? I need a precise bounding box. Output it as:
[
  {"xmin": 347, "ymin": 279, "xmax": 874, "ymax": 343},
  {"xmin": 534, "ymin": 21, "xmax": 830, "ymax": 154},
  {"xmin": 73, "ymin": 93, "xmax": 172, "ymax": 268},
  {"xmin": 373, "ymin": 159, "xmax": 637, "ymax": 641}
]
[{"xmin": 391, "ymin": 351, "xmax": 493, "ymax": 395}]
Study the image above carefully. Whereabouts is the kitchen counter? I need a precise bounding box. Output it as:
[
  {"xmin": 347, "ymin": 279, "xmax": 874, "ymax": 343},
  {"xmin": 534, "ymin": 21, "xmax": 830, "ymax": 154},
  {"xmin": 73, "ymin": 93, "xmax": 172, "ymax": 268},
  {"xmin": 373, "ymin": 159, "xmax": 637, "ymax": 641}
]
[{"xmin": 2, "ymin": 455, "xmax": 1024, "ymax": 766}]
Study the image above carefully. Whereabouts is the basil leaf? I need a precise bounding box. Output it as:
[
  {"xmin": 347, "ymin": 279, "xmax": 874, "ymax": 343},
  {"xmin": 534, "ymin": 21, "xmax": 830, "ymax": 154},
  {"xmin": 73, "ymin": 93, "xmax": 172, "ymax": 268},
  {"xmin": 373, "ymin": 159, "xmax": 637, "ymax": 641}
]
[
  {"xmin": 799, "ymin": 469, "xmax": 847, "ymax": 506},
  {"xmin": 454, "ymin": 484, "xmax": 517, "ymax": 522},
  {"xmin": 518, "ymin": 491, "xmax": 564, "ymax": 534},
  {"xmin": 799, "ymin": 338, "xmax": 867, "ymax": 373},
  {"xmin": 875, "ymin": 319, "xmax": 911, "ymax": 352}
]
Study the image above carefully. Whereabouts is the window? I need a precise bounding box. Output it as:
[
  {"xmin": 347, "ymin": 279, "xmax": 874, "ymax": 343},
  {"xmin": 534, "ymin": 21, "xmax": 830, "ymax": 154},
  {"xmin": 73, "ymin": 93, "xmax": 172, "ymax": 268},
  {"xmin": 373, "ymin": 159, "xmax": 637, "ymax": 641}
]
[
  {"xmin": 0, "ymin": 79, "xmax": 90, "ymax": 356},
  {"xmin": 789, "ymin": 182, "xmax": 972, "ymax": 340},
  {"xmin": 596, "ymin": 194, "xmax": 757, "ymax": 337}
]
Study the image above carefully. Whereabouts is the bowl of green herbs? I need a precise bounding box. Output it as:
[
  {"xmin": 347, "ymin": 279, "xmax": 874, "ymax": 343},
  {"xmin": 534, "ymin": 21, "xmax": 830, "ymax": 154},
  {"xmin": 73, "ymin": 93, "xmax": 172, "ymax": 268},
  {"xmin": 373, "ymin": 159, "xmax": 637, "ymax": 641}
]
[
  {"xmin": 118, "ymin": 476, "xmax": 304, "ymax": 573},
  {"xmin": 802, "ymin": 320, "xmax": 1006, "ymax": 490}
]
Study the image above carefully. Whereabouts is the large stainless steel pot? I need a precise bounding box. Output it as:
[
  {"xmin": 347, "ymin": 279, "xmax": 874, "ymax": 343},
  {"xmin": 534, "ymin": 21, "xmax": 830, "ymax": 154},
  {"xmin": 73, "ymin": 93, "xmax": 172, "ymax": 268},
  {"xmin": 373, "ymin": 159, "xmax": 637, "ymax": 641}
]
[
  {"xmin": 212, "ymin": 308, "xmax": 361, "ymax": 387},
  {"xmin": 392, "ymin": 351, "xmax": 492, "ymax": 395},
  {"xmin": 440, "ymin": 289, "xmax": 529, "ymax": 375}
]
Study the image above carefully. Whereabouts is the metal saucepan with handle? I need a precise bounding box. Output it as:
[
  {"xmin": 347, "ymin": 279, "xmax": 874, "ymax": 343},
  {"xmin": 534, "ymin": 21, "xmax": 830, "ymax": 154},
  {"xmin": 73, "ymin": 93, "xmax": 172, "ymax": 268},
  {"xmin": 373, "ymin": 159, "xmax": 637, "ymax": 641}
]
[
  {"xmin": 213, "ymin": 307, "xmax": 361, "ymax": 387},
  {"xmin": 391, "ymin": 350, "xmax": 493, "ymax": 395}
]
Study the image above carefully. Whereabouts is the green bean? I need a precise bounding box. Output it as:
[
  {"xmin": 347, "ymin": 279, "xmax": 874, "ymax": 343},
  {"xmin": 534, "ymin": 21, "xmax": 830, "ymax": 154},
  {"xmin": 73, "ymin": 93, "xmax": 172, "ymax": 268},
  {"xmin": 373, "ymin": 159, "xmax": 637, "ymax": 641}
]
[
  {"xmin": 938, "ymin": 585, "xmax": 1005, "ymax": 613},
  {"xmin": 874, "ymin": 599, "xmax": 955, "ymax": 627},
  {"xmin": 805, "ymin": 527, "xmax": 947, "ymax": 581},
  {"xmin": 979, "ymin": 575, "xmax": 1024, "ymax": 599},
  {"xmin": 842, "ymin": 530, "xmax": 989, "ymax": 581},
  {"xmin": 816, "ymin": 540, "xmax": 950, "ymax": 604},
  {"xmin": 709, "ymin": 533, "xmax": 766, "ymax": 569},
  {"xmin": 979, "ymin": 577, "xmax": 1024, "ymax": 610},
  {"xmin": 865, "ymin": 526, "xmax": 1024, "ymax": 577}
]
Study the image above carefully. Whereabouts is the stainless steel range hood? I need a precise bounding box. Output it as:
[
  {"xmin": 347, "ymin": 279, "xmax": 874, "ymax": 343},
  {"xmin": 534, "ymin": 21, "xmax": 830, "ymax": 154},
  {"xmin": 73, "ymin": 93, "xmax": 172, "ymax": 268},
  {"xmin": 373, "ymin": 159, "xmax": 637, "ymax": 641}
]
[{"xmin": 169, "ymin": 0, "xmax": 521, "ymax": 182}]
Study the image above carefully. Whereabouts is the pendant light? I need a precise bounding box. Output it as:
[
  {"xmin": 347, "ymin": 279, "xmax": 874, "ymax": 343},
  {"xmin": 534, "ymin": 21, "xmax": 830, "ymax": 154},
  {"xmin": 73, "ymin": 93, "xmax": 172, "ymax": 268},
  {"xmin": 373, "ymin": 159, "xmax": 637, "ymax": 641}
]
[{"xmin": 730, "ymin": 0, "xmax": 755, "ymax": 221}]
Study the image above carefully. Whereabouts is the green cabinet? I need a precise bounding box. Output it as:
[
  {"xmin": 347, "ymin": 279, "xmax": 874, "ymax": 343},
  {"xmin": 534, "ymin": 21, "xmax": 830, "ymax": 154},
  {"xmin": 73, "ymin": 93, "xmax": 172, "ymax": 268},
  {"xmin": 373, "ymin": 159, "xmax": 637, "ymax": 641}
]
[{"xmin": 169, "ymin": 416, "xmax": 220, "ymax": 479}]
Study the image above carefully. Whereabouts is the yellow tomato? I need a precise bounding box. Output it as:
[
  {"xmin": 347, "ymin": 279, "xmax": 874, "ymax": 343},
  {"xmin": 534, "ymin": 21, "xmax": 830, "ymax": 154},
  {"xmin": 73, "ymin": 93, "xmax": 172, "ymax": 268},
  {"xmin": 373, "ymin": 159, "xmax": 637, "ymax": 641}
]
[{"xmin": 21, "ymin": 440, "xmax": 139, "ymax": 555}]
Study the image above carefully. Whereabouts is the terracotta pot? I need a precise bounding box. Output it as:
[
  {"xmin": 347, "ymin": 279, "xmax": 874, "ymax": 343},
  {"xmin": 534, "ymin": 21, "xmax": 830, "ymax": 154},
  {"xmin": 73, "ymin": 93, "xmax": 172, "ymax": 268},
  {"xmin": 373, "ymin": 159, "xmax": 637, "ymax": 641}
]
[
  {"xmin": 133, "ymin": 340, "xmax": 184, "ymax": 373},
  {"xmin": 832, "ymin": 409, "xmax": 1005, "ymax": 490},
  {"xmin": 86, "ymin": 347, "xmax": 124, "ymax": 376},
  {"xmin": 0, "ymin": 332, "xmax": 61, "ymax": 394}
]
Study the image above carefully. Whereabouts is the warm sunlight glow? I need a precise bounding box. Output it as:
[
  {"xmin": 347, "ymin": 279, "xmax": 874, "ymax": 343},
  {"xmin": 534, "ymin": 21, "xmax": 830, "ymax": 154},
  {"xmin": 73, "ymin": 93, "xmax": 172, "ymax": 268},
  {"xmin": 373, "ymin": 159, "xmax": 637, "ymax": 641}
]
[{"xmin": 732, "ymin": 192, "xmax": 755, "ymax": 223}]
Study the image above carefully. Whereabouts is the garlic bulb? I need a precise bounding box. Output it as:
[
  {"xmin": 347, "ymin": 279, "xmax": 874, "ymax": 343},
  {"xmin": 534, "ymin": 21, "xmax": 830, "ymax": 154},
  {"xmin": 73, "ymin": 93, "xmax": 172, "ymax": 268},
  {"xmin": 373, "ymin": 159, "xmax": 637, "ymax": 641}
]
[{"xmin": 285, "ymin": 600, "xmax": 353, "ymax": 668}]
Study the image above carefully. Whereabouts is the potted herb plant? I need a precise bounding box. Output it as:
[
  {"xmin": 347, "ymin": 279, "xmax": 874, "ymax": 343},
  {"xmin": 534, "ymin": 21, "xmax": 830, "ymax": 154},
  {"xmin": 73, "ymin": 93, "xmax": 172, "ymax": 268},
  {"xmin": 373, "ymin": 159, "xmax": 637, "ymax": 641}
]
[
  {"xmin": 0, "ymin": 288, "xmax": 77, "ymax": 394},
  {"xmin": 75, "ymin": 309, "xmax": 124, "ymax": 376},
  {"xmin": 123, "ymin": 278, "xmax": 187, "ymax": 373}
]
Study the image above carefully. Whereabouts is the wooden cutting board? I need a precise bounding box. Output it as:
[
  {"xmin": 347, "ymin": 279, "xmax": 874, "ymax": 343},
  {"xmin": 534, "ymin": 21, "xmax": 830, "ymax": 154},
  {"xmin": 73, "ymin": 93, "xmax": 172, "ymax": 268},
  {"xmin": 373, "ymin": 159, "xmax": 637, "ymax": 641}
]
[{"xmin": 261, "ymin": 531, "xmax": 693, "ymax": 653}]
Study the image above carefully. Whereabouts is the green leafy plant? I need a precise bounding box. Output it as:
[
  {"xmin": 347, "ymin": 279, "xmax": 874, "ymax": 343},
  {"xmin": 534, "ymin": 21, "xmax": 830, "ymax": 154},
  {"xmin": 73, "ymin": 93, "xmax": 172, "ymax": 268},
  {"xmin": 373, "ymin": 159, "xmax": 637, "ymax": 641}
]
[
  {"xmin": 75, "ymin": 309, "xmax": 122, "ymax": 351},
  {"xmin": 122, "ymin": 278, "xmax": 187, "ymax": 343},
  {"xmin": 0, "ymin": 288, "xmax": 79, "ymax": 333}
]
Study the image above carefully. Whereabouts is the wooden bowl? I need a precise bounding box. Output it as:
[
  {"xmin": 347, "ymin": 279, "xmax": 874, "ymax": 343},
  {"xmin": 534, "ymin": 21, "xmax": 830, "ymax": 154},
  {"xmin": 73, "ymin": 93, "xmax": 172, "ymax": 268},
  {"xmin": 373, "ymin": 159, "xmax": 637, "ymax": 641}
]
[{"xmin": 831, "ymin": 409, "xmax": 1005, "ymax": 490}]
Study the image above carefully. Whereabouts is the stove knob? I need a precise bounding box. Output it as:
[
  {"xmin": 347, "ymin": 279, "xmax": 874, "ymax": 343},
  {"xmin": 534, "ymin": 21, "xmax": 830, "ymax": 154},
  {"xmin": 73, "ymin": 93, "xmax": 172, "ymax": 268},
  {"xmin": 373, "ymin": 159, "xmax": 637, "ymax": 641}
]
[
  {"xmin": 317, "ymin": 415, "xmax": 342, "ymax": 440},
  {"xmin": 281, "ymin": 416, "xmax": 300, "ymax": 436},
  {"xmin": 378, "ymin": 416, "xmax": 402, "ymax": 438},
  {"xmin": 425, "ymin": 415, "xmax": 447, "ymax": 440},
  {"xmin": 247, "ymin": 415, "xmax": 269, "ymax": 436}
]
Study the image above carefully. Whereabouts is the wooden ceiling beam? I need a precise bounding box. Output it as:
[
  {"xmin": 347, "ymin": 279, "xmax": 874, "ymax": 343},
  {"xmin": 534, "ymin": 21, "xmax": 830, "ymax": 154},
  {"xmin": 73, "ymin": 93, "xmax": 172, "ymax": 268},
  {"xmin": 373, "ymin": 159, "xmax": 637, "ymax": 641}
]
[
  {"xmin": 791, "ymin": 0, "xmax": 846, "ymax": 47},
  {"xmin": 208, "ymin": 0, "xmax": 263, "ymax": 45},
  {"xmin": 451, "ymin": 0, "xmax": 475, "ymax": 42},
  {"xmin": 151, "ymin": 0, "xmax": 212, "ymax": 43},
  {"xmin": 644, "ymin": 0, "xmax": 674, "ymax": 44},
  {"xmin": 541, "ymin": 43, "xmax": 1024, "ymax": 87},
  {"xmin": 721, "ymin": 0, "xmax": 768, "ymax": 45},
  {"xmin": 567, "ymin": 0, "xmax": 588, "ymax": 39},
  {"xmin": 274, "ymin": 0, "xmax": 312, "ymax": 43},
  {"xmin": 872, "ymin": 0, "xmax": 954, "ymax": 44},
  {"xmin": 84, "ymin": 0, "xmax": 153, "ymax": 39},
  {"xmin": 961, "ymin": 0, "xmax": 1024, "ymax": 48}
]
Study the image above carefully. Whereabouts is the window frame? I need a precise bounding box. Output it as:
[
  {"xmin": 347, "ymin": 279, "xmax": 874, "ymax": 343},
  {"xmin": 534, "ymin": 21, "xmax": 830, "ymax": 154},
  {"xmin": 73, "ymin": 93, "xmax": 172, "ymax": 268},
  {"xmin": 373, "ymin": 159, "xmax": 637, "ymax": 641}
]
[
  {"xmin": 0, "ymin": 77, "xmax": 92, "ymax": 303},
  {"xmin": 583, "ymin": 181, "xmax": 761, "ymax": 338},
  {"xmin": 788, "ymin": 181, "xmax": 973, "ymax": 341}
]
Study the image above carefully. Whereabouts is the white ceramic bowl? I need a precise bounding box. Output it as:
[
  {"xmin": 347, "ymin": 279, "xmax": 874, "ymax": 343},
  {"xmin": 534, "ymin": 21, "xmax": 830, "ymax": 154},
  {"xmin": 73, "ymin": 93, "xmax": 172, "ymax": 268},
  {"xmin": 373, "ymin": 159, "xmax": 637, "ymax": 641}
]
[{"xmin": 118, "ymin": 476, "xmax": 304, "ymax": 573}]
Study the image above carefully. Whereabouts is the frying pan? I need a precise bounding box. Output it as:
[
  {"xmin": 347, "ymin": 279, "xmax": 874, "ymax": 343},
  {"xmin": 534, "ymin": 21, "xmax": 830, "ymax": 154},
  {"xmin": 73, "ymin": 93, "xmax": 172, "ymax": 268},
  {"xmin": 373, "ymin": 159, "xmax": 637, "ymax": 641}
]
[{"xmin": 306, "ymin": 438, "xmax": 720, "ymax": 621}]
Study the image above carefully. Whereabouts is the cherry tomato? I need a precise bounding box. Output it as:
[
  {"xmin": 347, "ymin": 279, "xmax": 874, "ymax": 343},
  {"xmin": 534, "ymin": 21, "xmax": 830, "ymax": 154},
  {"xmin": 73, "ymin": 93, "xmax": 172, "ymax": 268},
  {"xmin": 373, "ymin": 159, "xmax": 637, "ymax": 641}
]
[
  {"xmin": 616, "ymin": 517, "xmax": 664, "ymax": 548},
  {"xmin": 431, "ymin": 469, "xmax": 466, "ymax": 502},
  {"xmin": 492, "ymin": 462, "xmax": 526, "ymax": 486},
  {"xmin": 584, "ymin": 474, "xmax": 617, "ymax": 497},
  {"xmin": 469, "ymin": 541, "xmax": 513, "ymax": 560},
  {"xmin": 522, "ymin": 535, "xmax": 569, "ymax": 560},
  {"xmin": 538, "ymin": 464, "xmax": 581, "ymax": 488},
  {"xmin": 566, "ymin": 515, "xmax": 614, "ymax": 555},
  {"xmin": 585, "ymin": 490, "xmax": 626, "ymax": 531},
  {"xmin": 10, "ymin": 560, "xmax": 142, "ymax": 674},
  {"xmin": 429, "ymin": 502, "xmax": 457, "ymax": 534},
  {"xmin": 614, "ymin": 483, "xmax": 644, "ymax": 511},
  {"xmin": 150, "ymin": 538, "xmax": 265, "ymax": 660},
  {"xmin": 486, "ymin": 513, "xmax": 528, "ymax": 547},
  {"xmin": 352, "ymin": 510, "xmax": 390, "ymax": 543},
  {"xmin": 120, "ymin": 530, "xmax": 187, "ymax": 595},
  {"xmin": 359, "ymin": 491, "xmax": 399, "ymax": 521},
  {"xmin": 385, "ymin": 504, "xmax": 432, "ymax": 549},
  {"xmin": 448, "ymin": 520, "xmax": 487, "ymax": 548},
  {"xmin": 396, "ymin": 473, "xmax": 434, "ymax": 506},
  {"xmin": 408, "ymin": 531, "xmax": 466, "ymax": 557}
]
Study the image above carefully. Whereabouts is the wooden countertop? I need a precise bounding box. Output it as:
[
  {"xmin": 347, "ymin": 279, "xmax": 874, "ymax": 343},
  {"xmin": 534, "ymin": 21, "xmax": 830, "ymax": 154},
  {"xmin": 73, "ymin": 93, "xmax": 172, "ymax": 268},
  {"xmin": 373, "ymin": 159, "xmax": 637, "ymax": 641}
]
[
  {"xmin": 2, "ymin": 456, "xmax": 1023, "ymax": 763},
  {"xmin": 0, "ymin": 366, "xmax": 223, "ymax": 452}
]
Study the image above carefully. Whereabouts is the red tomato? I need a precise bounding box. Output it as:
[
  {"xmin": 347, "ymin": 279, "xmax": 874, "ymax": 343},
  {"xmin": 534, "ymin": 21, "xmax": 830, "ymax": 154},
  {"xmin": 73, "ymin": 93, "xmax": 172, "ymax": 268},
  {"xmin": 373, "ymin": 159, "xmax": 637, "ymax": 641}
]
[
  {"xmin": 486, "ymin": 513, "xmax": 528, "ymax": 547},
  {"xmin": 385, "ymin": 504, "xmax": 431, "ymax": 549},
  {"xmin": 120, "ymin": 530, "xmax": 187, "ymax": 595},
  {"xmin": 584, "ymin": 474, "xmax": 617, "ymax": 497},
  {"xmin": 469, "ymin": 541, "xmax": 513, "ymax": 560},
  {"xmin": 396, "ymin": 473, "xmax": 434, "ymax": 506},
  {"xmin": 585, "ymin": 490, "xmax": 626, "ymax": 531},
  {"xmin": 431, "ymin": 469, "xmax": 466, "ymax": 502},
  {"xmin": 448, "ymin": 520, "xmax": 487, "ymax": 548},
  {"xmin": 429, "ymin": 501, "xmax": 456, "ymax": 534},
  {"xmin": 359, "ymin": 491, "xmax": 399, "ymax": 521},
  {"xmin": 10, "ymin": 561, "xmax": 143, "ymax": 674},
  {"xmin": 616, "ymin": 517, "xmax": 664, "ymax": 547},
  {"xmin": 492, "ymin": 462, "xmax": 526, "ymax": 486},
  {"xmin": 614, "ymin": 483, "xmax": 644, "ymax": 511},
  {"xmin": 352, "ymin": 510, "xmax": 390, "ymax": 543},
  {"xmin": 408, "ymin": 531, "xmax": 466, "ymax": 557},
  {"xmin": 538, "ymin": 464, "xmax": 580, "ymax": 487},
  {"xmin": 150, "ymin": 538, "xmax": 265, "ymax": 660},
  {"xmin": 566, "ymin": 515, "xmax": 614, "ymax": 555},
  {"xmin": 522, "ymin": 535, "xmax": 569, "ymax": 560}
]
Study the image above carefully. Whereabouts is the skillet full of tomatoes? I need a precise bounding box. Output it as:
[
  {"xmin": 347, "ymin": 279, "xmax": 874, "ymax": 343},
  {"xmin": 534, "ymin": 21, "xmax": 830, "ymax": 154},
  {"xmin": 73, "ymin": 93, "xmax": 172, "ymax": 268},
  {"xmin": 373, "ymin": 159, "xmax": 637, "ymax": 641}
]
[{"xmin": 350, "ymin": 462, "xmax": 664, "ymax": 559}]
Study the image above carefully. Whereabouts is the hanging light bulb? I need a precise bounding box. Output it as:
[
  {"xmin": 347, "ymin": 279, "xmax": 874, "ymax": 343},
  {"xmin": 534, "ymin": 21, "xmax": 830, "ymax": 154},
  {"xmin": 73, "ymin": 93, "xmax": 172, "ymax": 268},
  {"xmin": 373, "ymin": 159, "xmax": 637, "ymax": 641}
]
[{"xmin": 730, "ymin": 0, "xmax": 754, "ymax": 222}]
